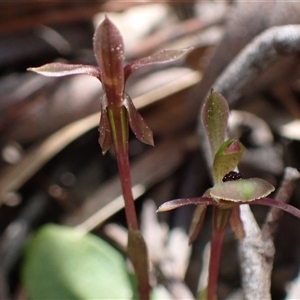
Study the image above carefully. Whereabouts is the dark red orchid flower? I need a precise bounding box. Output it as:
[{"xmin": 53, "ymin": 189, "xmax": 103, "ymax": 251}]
[{"xmin": 28, "ymin": 16, "xmax": 191, "ymax": 154}]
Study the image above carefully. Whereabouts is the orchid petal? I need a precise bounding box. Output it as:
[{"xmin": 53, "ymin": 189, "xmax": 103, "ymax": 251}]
[
  {"xmin": 94, "ymin": 16, "xmax": 124, "ymax": 105},
  {"xmin": 123, "ymin": 93, "xmax": 154, "ymax": 146},
  {"xmin": 157, "ymin": 197, "xmax": 217, "ymax": 212},
  {"xmin": 201, "ymin": 90, "xmax": 229, "ymax": 158},
  {"xmin": 210, "ymin": 178, "xmax": 275, "ymax": 202},
  {"xmin": 98, "ymin": 98, "xmax": 112, "ymax": 154},
  {"xmin": 28, "ymin": 63, "xmax": 101, "ymax": 79},
  {"xmin": 189, "ymin": 205, "xmax": 207, "ymax": 244},
  {"xmin": 212, "ymin": 139, "xmax": 244, "ymax": 184},
  {"xmin": 229, "ymin": 206, "xmax": 245, "ymax": 240},
  {"xmin": 247, "ymin": 197, "xmax": 300, "ymax": 219},
  {"xmin": 124, "ymin": 48, "xmax": 192, "ymax": 80}
]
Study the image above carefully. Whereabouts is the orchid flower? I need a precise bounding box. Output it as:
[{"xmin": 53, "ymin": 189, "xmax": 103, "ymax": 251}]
[
  {"xmin": 28, "ymin": 16, "xmax": 190, "ymax": 154},
  {"xmin": 28, "ymin": 15, "xmax": 191, "ymax": 300},
  {"xmin": 157, "ymin": 90, "xmax": 300, "ymax": 299}
]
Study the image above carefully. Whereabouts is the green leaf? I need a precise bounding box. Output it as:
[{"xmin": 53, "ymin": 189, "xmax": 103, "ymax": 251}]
[
  {"xmin": 212, "ymin": 139, "xmax": 244, "ymax": 184},
  {"xmin": 210, "ymin": 178, "xmax": 275, "ymax": 202},
  {"xmin": 22, "ymin": 224, "xmax": 134, "ymax": 299},
  {"xmin": 201, "ymin": 90, "xmax": 229, "ymax": 158}
]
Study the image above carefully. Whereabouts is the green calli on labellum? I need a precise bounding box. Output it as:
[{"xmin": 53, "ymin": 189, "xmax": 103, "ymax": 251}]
[{"xmin": 210, "ymin": 178, "xmax": 275, "ymax": 202}]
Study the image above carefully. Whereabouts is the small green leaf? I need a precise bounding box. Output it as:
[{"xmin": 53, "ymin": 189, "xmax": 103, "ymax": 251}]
[
  {"xmin": 201, "ymin": 90, "xmax": 229, "ymax": 158},
  {"xmin": 212, "ymin": 139, "xmax": 244, "ymax": 184},
  {"xmin": 22, "ymin": 224, "xmax": 134, "ymax": 299},
  {"xmin": 210, "ymin": 178, "xmax": 275, "ymax": 202}
]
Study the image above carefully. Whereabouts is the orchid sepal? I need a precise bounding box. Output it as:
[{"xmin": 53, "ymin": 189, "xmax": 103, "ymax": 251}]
[
  {"xmin": 124, "ymin": 48, "xmax": 193, "ymax": 81},
  {"xmin": 229, "ymin": 206, "xmax": 245, "ymax": 240},
  {"xmin": 94, "ymin": 15, "xmax": 124, "ymax": 104},
  {"xmin": 189, "ymin": 205, "xmax": 207, "ymax": 244},
  {"xmin": 124, "ymin": 93, "xmax": 154, "ymax": 146},
  {"xmin": 202, "ymin": 90, "xmax": 229, "ymax": 157},
  {"xmin": 156, "ymin": 197, "xmax": 217, "ymax": 212},
  {"xmin": 244, "ymin": 197, "xmax": 300, "ymax": 219},
  {"xmin": 98, "ymin": 97, "xmax": 112, "ymax": 154},
  {"xmin": 157, "ymin": 196, "xmax": 300, "ymax": 222},
  {"xmin": 28, "ymin": 63, "xmax": 101, "ymax": 80}
]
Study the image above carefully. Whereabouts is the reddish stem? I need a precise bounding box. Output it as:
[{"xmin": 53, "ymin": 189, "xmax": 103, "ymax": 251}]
[
  {"xmin": 108, "ymin": 106, "xmax": 139, "ymax": 230},
  {"xmin": 207, "ymin": 208, "xmax": 231, "ymax": 299},
  {"xmin": 207, "ymin": 226, "xmax": 225, "ymax": 299},
  {"xmin": 108, "ymin": 106, "xmax": 149, "ymax": 300},
  {"xmin": 115, "ymin": 148, "xmax": 139, "ymax": 230}
]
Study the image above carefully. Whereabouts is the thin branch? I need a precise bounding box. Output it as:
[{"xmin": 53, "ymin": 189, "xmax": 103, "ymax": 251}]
[
  {"xmin": 238, "ymin": 205, "xmax": 273, "ymax": 300},
  {"xmin": 262, "ymin": 167, "xmax": 300, "ymax": 240},
  {"xmin": 213, "ymin": 25, "xmax": 300, "ymax": 104}
]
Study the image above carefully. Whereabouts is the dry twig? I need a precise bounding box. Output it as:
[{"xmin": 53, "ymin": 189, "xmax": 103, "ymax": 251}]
[{"xmin": 213, "ymin": 25, "xmax": 300, "ymax": 105}]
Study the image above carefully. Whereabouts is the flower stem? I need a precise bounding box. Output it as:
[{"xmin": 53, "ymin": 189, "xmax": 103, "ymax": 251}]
[
  {"xmin": 207, "ymin": 207, "xmax": 231, "ymax": 299},
  {"xmin": 115, "ymin": 148, "xmax": 139, "ymax": 230},
  {"xmin": 108, "ymin": 106, "xmax": 150, "ymax": 299},
  {"xmin": 108, "ymin": 107, "xmax": 139, "ymax": 230}
]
